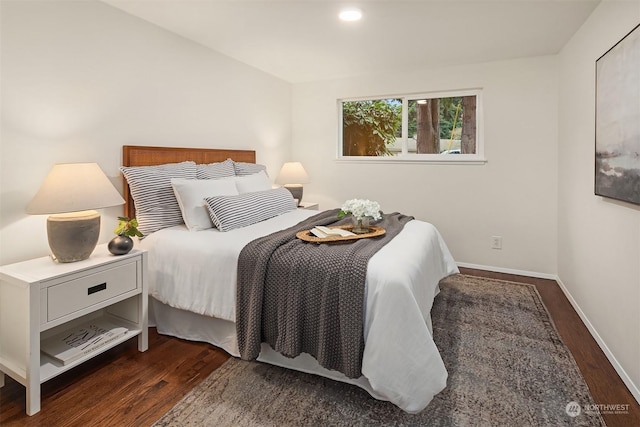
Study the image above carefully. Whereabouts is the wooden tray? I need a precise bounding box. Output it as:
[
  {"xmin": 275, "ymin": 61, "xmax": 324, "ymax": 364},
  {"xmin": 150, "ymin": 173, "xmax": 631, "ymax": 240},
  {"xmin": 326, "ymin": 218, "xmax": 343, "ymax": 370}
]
[{"xmin": 296, "ymin": 225, "xmax": 385, "ymax": 243}]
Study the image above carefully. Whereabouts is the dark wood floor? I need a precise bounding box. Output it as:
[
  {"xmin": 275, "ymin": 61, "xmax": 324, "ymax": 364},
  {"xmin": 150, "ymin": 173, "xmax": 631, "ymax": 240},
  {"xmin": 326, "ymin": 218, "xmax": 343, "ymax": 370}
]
[{"xmin": 1, "ymin": 270, "xmax": 638, "ymax": 426}]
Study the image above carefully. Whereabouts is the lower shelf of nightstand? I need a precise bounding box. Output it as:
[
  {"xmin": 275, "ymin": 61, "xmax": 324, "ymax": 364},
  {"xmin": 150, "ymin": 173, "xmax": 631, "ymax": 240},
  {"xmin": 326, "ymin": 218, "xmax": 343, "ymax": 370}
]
[{"xmin": 39, "ymin": 315, "xmax": 142, "ymax": 383}]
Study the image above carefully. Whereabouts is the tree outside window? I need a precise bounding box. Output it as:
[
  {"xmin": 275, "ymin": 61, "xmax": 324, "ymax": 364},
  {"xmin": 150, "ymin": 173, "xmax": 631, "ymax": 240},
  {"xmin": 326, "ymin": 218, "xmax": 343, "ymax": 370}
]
[
  {"xmin": 342, "ymin": 99, "xmax": 401, "ymax": 156},
  {"xmin": 340, "ymin": 90, "xmax": 481, "ymax": 160}
]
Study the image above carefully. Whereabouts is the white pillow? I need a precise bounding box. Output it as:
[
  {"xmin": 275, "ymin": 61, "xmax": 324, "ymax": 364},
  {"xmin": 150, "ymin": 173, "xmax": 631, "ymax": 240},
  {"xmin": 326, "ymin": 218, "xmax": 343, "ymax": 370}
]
[
  {"xmin": 204, "ymin": 187, "xmax": 296, "ymax": 232},
  {"xmin": 234, "ymin": 170, "xmax": 272, "ymax": 194},
  {"xmin": 171, "ymin": 177, "xmax": 238, "ymax": 231}
]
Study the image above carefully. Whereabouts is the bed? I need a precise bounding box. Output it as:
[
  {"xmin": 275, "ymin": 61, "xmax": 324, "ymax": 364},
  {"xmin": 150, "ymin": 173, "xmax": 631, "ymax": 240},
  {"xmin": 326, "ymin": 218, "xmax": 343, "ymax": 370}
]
[{"xmin": 121, "ymin": 145, "xmax": 459, "ymax": 413}]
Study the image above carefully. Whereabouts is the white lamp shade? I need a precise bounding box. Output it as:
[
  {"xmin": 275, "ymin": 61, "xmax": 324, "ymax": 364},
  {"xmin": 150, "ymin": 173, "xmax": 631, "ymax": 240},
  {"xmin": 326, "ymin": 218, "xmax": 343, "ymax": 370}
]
[
  {"xmin": 275, "ymin": 162, "xmax": 309, "ymax": 185},
  {"xmin": 26, "ymin": 163, "xmax": 125, "ymax": 215}
]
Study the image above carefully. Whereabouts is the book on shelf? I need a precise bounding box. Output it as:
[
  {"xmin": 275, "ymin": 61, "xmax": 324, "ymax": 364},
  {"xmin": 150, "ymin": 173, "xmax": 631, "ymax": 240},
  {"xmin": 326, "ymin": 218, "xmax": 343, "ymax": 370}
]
[{"xmin": 41, "ymin": 319, "xmax": 128, "ymax": 366}]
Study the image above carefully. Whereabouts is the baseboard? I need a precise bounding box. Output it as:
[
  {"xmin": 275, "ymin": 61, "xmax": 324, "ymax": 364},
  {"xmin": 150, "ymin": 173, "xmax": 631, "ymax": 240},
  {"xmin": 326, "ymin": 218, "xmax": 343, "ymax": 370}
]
[
  {"xmin": 456, "ymin": 262, "xmax": 558, "ymax": 280},
  {"xmin": 555, "ymin": 276, "xmax": 640, "ymax": 405}
]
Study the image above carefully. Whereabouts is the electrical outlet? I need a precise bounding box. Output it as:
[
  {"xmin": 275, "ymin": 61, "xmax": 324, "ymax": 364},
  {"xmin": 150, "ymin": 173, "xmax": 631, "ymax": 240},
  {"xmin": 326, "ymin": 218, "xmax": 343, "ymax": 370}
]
[{"xmin": 491, "ymin": 236, "xmax": 502, "ymax": 250}]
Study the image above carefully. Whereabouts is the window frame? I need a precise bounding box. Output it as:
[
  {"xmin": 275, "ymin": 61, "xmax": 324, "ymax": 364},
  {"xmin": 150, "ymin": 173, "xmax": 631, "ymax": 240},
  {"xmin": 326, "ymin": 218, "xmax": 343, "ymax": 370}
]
[{"xmin": 337, "ymin": 89, "xmax": 486, "ymax": 164}]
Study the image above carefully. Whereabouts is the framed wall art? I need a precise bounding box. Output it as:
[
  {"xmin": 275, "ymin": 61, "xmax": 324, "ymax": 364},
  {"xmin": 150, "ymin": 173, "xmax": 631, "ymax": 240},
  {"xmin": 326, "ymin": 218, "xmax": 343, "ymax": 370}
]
[{"xmin": 595, "ymin": 23, "xmax": 640, "ymax": 205}]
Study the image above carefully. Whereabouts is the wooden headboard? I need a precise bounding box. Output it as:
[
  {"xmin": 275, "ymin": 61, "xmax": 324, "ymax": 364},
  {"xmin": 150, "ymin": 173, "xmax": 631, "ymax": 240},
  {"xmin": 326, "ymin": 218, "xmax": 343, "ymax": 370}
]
[{"xmin": 122, "ymin": 145, "xmax": 256, "ymax": 219}]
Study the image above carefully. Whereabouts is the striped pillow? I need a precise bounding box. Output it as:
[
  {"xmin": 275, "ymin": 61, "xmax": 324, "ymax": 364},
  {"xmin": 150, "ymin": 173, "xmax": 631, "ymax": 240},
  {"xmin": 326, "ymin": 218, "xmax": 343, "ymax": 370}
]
[
  {"xmin": 196, "ymin": 159, "xmax": 235, "ymax": 179},
  {"xmin": 121, "ymin": 161, "xmax": 197, "ymax": 236},
  {"xmin": 204, "ymin": 188, "xmax": 296, "ymax": 232},
  {"xmin": 233, "ymin": 161, "xmax": 267, "ymax": 176}
]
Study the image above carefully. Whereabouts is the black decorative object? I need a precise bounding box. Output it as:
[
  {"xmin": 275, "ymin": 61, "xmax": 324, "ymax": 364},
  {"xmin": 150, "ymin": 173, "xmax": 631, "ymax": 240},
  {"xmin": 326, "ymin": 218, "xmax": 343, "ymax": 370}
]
[
  {"xmin": 108, "ymin": 235, "xmax": 133, "ymax": 255},
  {"xmin": 108, "ymin": 216, "xmax": 142, "ymax": 255}
]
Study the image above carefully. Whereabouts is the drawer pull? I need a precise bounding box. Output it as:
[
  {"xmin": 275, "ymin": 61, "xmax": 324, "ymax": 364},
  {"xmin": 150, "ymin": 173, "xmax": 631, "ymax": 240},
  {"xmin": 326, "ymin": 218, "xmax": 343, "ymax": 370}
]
[{"xmin": 88, "ymin": 282, "xmax": 107, "ymax": 295}]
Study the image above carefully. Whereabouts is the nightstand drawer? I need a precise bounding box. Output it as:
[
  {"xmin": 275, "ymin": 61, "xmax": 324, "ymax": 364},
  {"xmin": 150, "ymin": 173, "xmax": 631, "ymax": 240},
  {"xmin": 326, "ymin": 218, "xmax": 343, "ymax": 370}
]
[{"xmin": 47, "ymin": 262, "xmax": 138, "ymax": 321}]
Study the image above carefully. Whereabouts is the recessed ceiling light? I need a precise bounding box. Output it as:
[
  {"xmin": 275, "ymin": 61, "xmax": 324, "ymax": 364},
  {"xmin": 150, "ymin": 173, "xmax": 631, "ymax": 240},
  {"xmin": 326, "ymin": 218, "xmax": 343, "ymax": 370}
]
[{"xmin": 339, "ymin": 8, "xmax": 362, "ymax": 22}]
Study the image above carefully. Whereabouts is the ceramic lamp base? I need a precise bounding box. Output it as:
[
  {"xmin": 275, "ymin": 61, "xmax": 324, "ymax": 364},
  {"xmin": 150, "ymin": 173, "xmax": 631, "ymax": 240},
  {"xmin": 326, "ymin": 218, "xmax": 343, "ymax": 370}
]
[
  {"xmin": 47, "ymin": 210, "xmax": 100, "ymax": 262},
  {"xmin": 284, "ymin": 184, "xmax": 303, "ymax": 205}
]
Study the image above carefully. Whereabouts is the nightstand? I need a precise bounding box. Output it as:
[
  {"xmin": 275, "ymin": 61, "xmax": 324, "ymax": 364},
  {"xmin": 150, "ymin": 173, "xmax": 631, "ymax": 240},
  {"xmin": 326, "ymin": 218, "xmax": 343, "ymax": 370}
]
[
  {"xmin": 0, "ymin": 246, "xmax": 148, "ymax": 415},
  {"xmin": 298, "ymin": 202, "xmax": 319, "ymax": 210}
]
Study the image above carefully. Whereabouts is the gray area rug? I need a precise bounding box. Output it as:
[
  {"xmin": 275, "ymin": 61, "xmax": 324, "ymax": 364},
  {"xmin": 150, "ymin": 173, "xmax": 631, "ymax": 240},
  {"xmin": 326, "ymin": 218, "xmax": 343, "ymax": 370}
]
[{"xmin": 153, "ymin": 274, "xmax": 605, "ymax": 426}]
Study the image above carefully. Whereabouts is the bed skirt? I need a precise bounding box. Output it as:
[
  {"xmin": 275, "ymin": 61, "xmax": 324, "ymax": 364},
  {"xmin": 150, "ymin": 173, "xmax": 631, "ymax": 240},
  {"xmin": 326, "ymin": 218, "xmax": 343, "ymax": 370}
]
[{"xmin": 149, "ymin": 297, "xmax": 391, "ymax": 402}]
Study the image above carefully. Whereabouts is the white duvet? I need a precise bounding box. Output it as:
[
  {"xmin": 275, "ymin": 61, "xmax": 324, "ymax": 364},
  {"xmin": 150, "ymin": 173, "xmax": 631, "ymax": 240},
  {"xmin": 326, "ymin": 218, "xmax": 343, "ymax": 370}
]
[{"xmin": 138, "ymin": 209, "xmax": 459, "ymax": 413}]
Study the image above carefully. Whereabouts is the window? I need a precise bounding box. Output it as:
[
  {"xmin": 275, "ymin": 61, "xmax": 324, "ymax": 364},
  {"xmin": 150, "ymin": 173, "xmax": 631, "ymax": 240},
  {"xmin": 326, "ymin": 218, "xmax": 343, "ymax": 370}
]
[{"xmin": 339, "ymin": 89, "xmax": 483, "ymax": 162}]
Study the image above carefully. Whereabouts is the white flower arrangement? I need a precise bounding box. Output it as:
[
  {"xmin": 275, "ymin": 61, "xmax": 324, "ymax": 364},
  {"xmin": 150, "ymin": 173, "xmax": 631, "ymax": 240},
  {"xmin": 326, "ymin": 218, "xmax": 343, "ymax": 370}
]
[{"xmin": 338, "ymin": 199, "xmax": 382, "ymax": 221}]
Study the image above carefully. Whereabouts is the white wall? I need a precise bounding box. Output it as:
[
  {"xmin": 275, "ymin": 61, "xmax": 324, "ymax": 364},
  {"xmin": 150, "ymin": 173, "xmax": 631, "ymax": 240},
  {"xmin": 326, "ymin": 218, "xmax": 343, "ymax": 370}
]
[
  {"xmin": 292, "ymin": 56, "xmax": 559, "ymax": 275},
  {"xmin": 0, "ymin": 0, "xmax": 292, "ymax": 265},
  {"xmin": 558, "ymin": 1, "xmax": 640, "ymax": 401}
]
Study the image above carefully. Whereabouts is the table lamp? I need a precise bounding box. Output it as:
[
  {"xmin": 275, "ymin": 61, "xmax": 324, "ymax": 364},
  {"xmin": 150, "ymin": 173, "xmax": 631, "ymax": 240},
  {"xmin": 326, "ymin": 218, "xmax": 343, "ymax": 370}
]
[
  {"xmin": 275, "ymin": 162, "xmax": 309, "ymax": 205},
  {"xmin": 26, "ymin": 163, "xmax": 125, "ymax": 263}
]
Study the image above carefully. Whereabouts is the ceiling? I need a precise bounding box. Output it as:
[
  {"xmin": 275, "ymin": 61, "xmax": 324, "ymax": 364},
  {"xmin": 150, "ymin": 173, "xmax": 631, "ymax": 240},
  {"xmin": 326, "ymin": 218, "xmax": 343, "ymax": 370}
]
[{"xmin": 103, "ymin": 0, "xmax": 600, "ymax": 83}]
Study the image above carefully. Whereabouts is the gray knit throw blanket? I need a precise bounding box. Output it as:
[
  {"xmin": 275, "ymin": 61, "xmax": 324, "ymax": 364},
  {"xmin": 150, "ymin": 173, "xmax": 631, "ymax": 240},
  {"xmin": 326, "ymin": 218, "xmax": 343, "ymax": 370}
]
[{"xmin": 236, "ymin": 209, "xmax": 413, "ymax": 378}]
